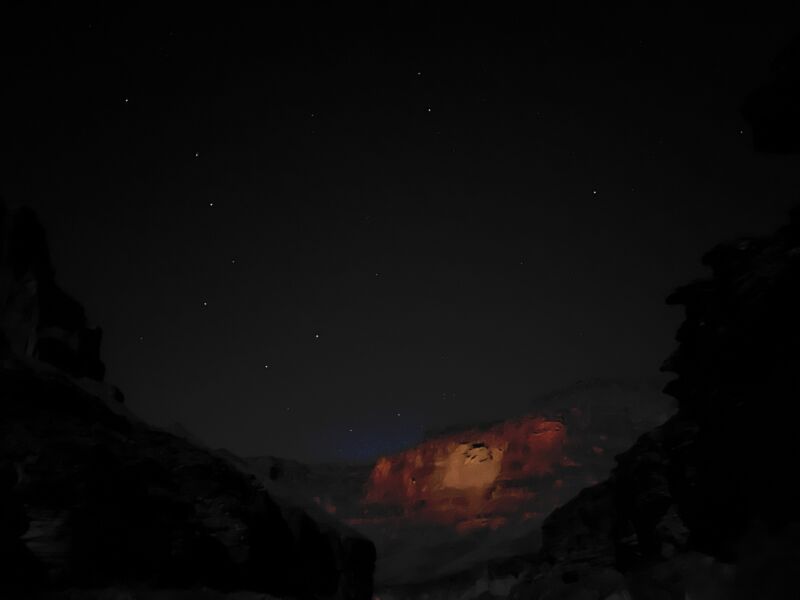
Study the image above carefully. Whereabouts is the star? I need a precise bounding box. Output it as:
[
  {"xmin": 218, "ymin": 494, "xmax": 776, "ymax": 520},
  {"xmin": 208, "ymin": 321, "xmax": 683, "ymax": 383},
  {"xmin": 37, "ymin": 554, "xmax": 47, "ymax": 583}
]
[
  {"xmin": 314, "ymin": 333, "xmax": 320, "ymax": 339},
  {"xmin": 231, "ymin": 259, "xmax": 236, "ymax": 264},
  {"xmin": 396, "ymin": 412, "xmax": 401, "ymax": 417},
  {"xmin": 124, "ymin": 98, "xmax": 129, "ymax": 103},
  {"xmin": 202, "ymin": 301, "xmax": 208, "ymax": 307},
  {"xmin": 417, "ymin": 71, "xmax": 421, "ymax": 76},
  {"xmin": 264, "ymin": 364, "xmax": 269, "ymax": 369},
  {"xmin": 194, "ymin": 152, "xmax": 200, "ymax": 158},
  {"xmin": 427, "ymin": 107, "xmax": 432, "ymax": 112},
  {"xmin": 209, "ymin": 202, "xmax": 214, "ymax": 207},
  {"xmin": 592, "ymin": 189, "xmax": 598, "ymax": 195}
]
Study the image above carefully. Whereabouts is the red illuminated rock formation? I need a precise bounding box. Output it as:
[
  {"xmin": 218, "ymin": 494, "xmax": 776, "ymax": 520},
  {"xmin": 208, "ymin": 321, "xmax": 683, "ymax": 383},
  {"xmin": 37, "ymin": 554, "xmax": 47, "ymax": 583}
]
[
  {"xmin": 244, "ymin": 379, "xmax": 669, "ymax": 588},
  {"xmin": 362, "ymin": 416, "xmax": 570, "ymax": 529},
  {"xmin": 355, "ymin": 380, "xmax": 671, "ymax": 542}
]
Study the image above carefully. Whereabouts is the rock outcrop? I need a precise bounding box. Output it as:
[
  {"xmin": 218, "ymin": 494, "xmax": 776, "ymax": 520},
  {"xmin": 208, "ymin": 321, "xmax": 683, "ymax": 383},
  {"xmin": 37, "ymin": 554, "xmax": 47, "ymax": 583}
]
[
  {"xmin": 363, "ymin": 416, "xmax": 568, "ymax": 533},
  {"xmin": 742, "ymin": 36, "xmax": 800, "ymax": 153},
  {"xmin": 507, "ymin": 208, "xmax": 800, "ymax": 599},
  {"xmin": 501, "ymin": 45, "xmax": 800, "ymax": 600},
  {"xmin": 0, "ymin": 202, "xmax": 376, "ymax": 599},
  {"xmin": 242, "ymin": 380, "xmax": 667, "ymax": 591},
  {"xmin": 358, "ymin": 379, "xmax": 669, "ymax": 537},
  {"xmin": 1, "ymin": 200, "xmax": 106, "ymax": 381}
]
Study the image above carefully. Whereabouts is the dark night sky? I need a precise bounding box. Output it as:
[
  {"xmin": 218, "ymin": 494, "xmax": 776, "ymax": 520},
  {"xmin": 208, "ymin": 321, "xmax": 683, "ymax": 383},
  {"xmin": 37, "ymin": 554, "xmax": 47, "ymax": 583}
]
[{"xmin": 3, "ymin": 5, "xmax": 798, "ymax": 463}]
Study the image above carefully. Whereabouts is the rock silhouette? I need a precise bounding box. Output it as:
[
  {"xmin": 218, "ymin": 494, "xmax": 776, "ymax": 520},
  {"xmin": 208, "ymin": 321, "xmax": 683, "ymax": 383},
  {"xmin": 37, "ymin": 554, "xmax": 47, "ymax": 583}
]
[
  {"xmin": 485, "ymin": 44, "xmax": 800, "ymax": 600},
  {"xmin": 742, "ymin": 36, "xmax": 800, "ymax": 153},
  {"xmin": 1, "ymin": 200, "xmax": 106, "ymax": 381},
  {"xmin": 240, "ymin": 379, "xmax": 669, "ymax": 594},
  {"xmin": 504, "ymin": 208, "xmax": 800, "ymax": 599},
  {"xmin": 0, "ymin": 202, "xmax": 376, "ymax": 599}
]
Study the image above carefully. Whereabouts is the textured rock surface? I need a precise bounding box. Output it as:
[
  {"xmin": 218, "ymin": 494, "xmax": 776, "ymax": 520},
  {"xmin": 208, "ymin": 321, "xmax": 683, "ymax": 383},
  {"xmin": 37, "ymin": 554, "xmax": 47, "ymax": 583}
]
[
  {"xmin": 363, "ymin": 416, "xmax": 568, "ymax": 532},
  {"xmin": 359, "ymin": 379, "xmax": 669, "ymax": 536},
  {"xmin": 242, "ymin": 379, "xmax": 668, "ymax": 592}
]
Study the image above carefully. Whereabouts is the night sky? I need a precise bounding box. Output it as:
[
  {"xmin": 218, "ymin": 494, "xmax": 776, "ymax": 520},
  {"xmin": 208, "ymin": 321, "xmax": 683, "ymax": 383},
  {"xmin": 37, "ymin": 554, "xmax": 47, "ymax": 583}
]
[{"xmin": 3, "ymin": 5, "xmax": 798, "ymax": 463}]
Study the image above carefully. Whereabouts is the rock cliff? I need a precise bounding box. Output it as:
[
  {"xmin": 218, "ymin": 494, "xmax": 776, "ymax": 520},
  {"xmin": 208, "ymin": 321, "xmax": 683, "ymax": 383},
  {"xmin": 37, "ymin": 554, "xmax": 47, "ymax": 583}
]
[
  {"xmin": 359, "ymin": 379, "xmax": 669, "ymax": 537},
  {"xmin": 242, "ymin": 379, "xmax": 668, "ymax": 591},
  {"xmin": 507, "ymin": 208, "xmax": 800, "ymax": 599},
  {"xmin": 1, "ymin": 200, "xmax": 106, "ymax": 382},
  {"xmin": 0, "ymin": 201, "xmax": 376, "ymax": 599}
]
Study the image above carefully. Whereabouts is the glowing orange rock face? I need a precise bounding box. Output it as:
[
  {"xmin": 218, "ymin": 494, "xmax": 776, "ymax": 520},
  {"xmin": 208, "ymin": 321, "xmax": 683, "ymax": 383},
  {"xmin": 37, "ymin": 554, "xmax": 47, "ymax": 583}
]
[{"xmin": 362, "ymin": 416, "xmax": 570, "ymax": 528}]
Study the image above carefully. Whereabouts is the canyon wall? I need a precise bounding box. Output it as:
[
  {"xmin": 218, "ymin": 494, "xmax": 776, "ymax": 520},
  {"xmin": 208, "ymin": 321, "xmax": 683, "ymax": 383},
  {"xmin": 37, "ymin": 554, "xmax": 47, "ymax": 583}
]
[
  {"xmin": 244, "ymin": 380, "xmax": 670, "ymax": 588},
  {"xmin": 361, "ymin": 416, "xmax": 568, "ymax": 532},
  {"xmin": 355, "ymin": 379, "xmax": 670, "ymax": 536},
  {"xmin": 0, "ymin": 200, "xmax": 106, "ymax": 381},
  {"xmin": 0, "ymin": 202, "xmax": 377, "ymax": 599}
]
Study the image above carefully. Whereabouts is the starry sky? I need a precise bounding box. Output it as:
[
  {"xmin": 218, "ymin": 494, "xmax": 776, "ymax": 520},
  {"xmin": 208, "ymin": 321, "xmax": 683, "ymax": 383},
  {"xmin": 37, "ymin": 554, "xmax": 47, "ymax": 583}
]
[{"xmin": 3, "ymin": 5, "xmax": 799, "ymax": 463}]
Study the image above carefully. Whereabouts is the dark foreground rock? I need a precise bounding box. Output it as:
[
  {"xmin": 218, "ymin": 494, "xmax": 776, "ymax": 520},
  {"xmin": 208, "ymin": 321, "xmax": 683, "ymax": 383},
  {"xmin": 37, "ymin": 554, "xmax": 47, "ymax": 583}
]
[
  {"xmin": 506, "ymin": 208, "xmax": 800, "ymax": 599},
  {"xmin": 0, "ymin": 201, "xmax": 375, "ymax": 599},
  {"xmin": 0, "ymin": 364, "xmax": 375, "ymax": 599},
  {"xmin": 0, "ymin": 200, "xmax": 106, "ymax": 381},
  {"xmin": 742, "ymin": 36, "xmax": 800, "ymax": 153}
]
